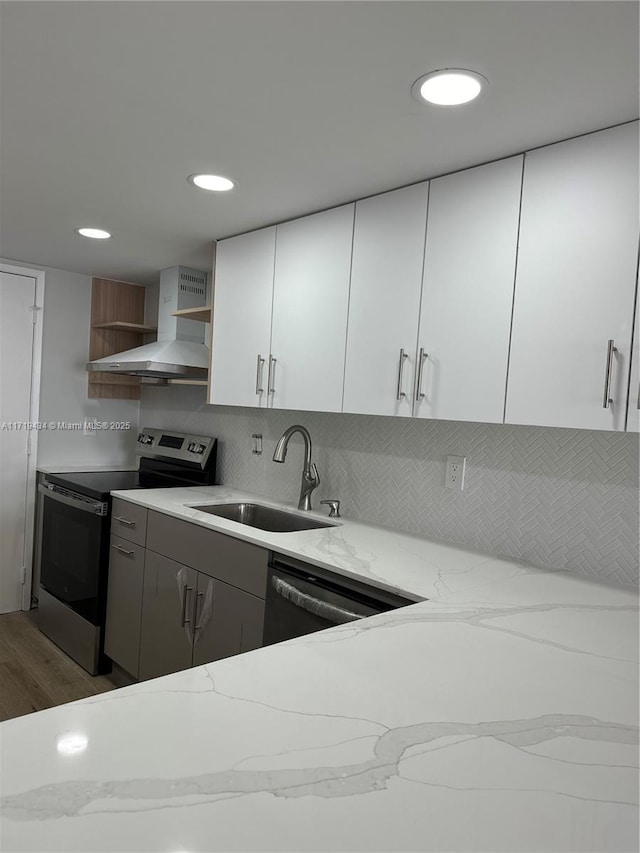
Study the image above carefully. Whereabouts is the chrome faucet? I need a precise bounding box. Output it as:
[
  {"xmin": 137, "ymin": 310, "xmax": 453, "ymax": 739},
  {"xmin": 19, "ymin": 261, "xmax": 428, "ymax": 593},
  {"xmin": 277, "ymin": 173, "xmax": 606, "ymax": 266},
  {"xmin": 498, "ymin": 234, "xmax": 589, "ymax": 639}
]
[{"xmin": 272, "ymin": 425, "xmax": 320, "ymax": 511}]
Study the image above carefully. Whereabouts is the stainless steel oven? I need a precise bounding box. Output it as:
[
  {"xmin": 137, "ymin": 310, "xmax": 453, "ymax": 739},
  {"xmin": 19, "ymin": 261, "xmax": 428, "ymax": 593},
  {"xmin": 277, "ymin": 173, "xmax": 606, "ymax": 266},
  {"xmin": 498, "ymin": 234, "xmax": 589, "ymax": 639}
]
[
  {"xmin": 37, "ymin": 427, "xmax": 218, "ymax": 675},
  {"xmin": 39, "ymin": 484, "xmax": 110, "ymax": 625},
  {"xmin": 38, "ymin": 473, "xmax": 138, "ymax": 676}
]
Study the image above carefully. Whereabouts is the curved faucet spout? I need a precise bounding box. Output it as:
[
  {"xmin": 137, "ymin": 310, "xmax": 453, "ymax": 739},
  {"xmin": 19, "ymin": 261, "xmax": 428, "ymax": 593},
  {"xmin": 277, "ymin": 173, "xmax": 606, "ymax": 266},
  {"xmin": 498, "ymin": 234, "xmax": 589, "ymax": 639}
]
[{"xmin": 272, "ymin": 425, "xmax": 319, "ymax": 511}]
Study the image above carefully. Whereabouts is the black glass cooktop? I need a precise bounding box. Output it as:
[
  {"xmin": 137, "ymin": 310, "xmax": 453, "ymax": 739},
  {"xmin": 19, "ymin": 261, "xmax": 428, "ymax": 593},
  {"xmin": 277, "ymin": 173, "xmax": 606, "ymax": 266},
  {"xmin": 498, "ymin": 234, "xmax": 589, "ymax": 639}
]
[{"xmin": 46, "ymin": 470, "xmax": 141, "ymax": 501}]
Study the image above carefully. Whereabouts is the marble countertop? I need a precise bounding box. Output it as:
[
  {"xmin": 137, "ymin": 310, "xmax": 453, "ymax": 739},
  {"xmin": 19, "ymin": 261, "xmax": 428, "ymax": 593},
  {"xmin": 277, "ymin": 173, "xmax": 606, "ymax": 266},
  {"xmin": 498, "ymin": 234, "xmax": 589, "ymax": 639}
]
[
  {"xmin": 1, "ymin": 488, "xmax": 638, "ymax": 852},
  {"xmin": 107, "ymin": 485, "xmax": 545, "ymax": 602}
]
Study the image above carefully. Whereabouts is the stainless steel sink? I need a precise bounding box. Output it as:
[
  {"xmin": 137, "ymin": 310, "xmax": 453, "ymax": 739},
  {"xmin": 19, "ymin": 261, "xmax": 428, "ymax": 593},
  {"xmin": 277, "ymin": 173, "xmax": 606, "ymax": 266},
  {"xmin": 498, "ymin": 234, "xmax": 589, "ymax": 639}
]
[{"xmin": 192, "ymin": 502, "xmax": 336, "ymax": 532}]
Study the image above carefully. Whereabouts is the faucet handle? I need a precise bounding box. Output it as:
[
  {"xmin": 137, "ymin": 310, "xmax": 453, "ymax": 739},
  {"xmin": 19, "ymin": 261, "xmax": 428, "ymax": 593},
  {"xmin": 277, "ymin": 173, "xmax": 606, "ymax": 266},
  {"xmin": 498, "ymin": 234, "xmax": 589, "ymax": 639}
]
[
  {"xmin": 309, "ymin": 462, "xmax": 320, "ymax": 486},
  {"xmin": 320, "ymin": 499, "xmax": 341, "ymax": 518}
]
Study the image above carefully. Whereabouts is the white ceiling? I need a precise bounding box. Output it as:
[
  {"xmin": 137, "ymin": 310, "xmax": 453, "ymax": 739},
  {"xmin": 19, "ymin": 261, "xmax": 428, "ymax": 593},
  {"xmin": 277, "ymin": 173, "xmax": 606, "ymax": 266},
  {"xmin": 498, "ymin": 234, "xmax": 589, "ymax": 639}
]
[{"xmin": 1, "ymin": 1, "xmax": 638, "ymax": 285}]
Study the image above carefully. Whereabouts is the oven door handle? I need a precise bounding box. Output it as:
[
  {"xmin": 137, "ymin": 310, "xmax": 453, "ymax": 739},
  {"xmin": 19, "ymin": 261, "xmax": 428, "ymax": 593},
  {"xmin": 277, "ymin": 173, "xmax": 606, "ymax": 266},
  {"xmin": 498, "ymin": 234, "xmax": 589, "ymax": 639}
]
[
  {"xmin": 271, "ymin": 575, "xmax": 362, "ymax": 625},
  {"xmin": 38, "ymin": 483, "xmax": 107, "ymax": 515}
]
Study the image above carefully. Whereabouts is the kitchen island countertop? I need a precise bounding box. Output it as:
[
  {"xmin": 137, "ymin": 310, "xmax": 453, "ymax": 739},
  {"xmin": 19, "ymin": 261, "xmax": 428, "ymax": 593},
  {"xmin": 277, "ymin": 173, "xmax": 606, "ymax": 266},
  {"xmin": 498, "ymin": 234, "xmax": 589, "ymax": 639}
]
[{"xmin": 1, "ymin": 486, "xmax": 637, "ymax": 852}]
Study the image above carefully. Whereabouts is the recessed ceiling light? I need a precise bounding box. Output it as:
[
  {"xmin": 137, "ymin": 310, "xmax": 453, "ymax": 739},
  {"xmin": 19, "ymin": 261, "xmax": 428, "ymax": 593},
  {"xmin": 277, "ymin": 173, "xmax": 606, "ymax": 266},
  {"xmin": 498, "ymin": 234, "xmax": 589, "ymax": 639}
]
[
  {"xmin": 411, "ymin": 69, "xmax": 487, "ymax": 106},
  {"xmin": 75, "ymin": 227, "xmax": 111, "ymax": 239},
  {"xmin": 188, "ymin": 174, "xmax": 235, "ymax": 192}
]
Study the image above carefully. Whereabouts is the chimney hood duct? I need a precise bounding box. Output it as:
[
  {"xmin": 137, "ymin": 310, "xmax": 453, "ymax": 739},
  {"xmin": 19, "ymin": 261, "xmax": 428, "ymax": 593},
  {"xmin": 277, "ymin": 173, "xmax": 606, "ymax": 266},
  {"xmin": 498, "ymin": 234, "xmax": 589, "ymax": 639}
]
[{"xmin": 87, "ymin": 266, "xmax": 209, "ymax": 380}]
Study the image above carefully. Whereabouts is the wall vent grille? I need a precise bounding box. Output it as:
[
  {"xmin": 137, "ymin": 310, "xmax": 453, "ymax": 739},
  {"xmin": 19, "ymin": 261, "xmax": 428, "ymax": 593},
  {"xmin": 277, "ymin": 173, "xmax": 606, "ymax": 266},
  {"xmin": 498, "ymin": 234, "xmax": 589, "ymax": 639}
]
[{"xmin": 179, "ymin": 270, "xmax": 207, "ymax": 299}]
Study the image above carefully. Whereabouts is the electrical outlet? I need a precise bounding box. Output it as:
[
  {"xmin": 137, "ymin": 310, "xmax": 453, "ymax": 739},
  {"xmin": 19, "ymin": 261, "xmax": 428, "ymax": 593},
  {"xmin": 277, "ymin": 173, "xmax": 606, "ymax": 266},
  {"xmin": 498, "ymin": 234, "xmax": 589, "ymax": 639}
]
[
  {"xmin": 251, "ymin": 433, "xmax": 263, "ymax": 455},
  {"xmin": 445, "ymin": 455, "xmax": 466, "ymax": 490},
  {"xmin": 83, "ymin": 419, "xmax": 96, "ymax": 437}
]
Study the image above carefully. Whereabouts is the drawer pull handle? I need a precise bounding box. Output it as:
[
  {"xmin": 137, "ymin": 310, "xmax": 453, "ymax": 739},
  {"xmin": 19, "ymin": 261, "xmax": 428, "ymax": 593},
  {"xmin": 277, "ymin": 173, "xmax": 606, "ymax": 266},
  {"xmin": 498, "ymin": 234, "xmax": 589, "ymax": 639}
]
[
  {"xmin": 112, "ymin": 544, "xmax": 134, "ymax": 556},
  {"xmin": 113, "ymin": 516, "xmax": 135, "ymax": 527}
]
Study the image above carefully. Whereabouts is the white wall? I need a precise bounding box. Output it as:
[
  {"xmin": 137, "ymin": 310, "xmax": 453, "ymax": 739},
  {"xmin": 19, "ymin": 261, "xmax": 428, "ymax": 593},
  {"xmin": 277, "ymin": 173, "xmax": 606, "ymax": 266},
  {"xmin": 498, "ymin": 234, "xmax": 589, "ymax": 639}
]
[{"xmin": 1, "ymin": 259, "xmax": 140, "ymax": 467}]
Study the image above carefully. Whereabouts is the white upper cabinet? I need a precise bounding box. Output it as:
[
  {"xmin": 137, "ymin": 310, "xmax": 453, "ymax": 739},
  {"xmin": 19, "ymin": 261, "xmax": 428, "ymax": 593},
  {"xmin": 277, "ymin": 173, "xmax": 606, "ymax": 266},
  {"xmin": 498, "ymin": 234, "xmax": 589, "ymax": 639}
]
[
  {"xmin": 343, "ymin": 183, "xmax": 429, "ymax": 417},
  {"xmin": 414, "ymin": 156, "xmax": 523, "ymax": 423},
  {"xmin": 506, "ymin": 122, "xmax": 639, "ymax": 431},
  {"xmin": 269, "ymin": 205, "xmax": 355, "ymax": 413},
  {"xmin": 209, "ymin": 227, "xmax": 276, "ymax": 408}
]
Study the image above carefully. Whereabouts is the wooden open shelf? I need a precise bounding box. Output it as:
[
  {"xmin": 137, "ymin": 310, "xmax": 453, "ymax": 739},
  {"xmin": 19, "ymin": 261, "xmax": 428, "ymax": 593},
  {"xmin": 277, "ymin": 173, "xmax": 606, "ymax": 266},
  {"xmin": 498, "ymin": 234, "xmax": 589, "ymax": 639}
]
[
  {"xmin": 88, "ymin": 278, "xmax": 154, "ymax": 400},
  {"xmin": 171, "ymin": 305, "xmax": 212, "ymax": 323},
  {"xmin": 92, "ymin": 321, "xmax": 157, "ymax": 333}
]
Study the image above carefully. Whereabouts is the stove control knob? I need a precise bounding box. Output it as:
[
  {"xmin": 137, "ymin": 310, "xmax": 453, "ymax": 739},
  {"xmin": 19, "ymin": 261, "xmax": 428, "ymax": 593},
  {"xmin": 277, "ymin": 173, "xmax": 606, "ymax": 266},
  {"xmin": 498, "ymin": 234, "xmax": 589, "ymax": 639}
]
[{"xmin": 137, "ymin": 432, "xmax": 154, "ymax": 445}]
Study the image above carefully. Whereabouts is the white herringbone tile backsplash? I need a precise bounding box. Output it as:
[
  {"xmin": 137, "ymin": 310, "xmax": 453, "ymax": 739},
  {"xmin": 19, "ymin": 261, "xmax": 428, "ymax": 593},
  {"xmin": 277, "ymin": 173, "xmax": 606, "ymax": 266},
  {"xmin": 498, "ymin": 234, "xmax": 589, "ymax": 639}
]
[{"xmin": 141, "ymin": 386, "xmax": 639, "ymax": 587}]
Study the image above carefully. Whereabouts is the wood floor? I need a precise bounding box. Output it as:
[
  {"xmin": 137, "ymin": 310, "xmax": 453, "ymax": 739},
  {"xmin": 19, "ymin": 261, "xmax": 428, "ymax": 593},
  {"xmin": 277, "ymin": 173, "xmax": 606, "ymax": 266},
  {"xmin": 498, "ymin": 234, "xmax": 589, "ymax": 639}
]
[{"xmin": 0, "ymin": 611, "xmax": 115, "ymax": 723}]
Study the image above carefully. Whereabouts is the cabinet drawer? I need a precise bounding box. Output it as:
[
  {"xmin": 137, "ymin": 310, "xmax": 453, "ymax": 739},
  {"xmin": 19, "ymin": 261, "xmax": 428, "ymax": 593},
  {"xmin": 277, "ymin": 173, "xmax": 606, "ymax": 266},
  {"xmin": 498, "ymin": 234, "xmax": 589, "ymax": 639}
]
[
  {"xmin": 104, "ymin": 536, "xmax": 145, "ymax": 678},
  {"xmin": 146, "ymin": 511, "xmax": 268, "ymax": 598},
  {"xmin": 111, "ymin": 498, "xmax": 148, "ymax": 545}
]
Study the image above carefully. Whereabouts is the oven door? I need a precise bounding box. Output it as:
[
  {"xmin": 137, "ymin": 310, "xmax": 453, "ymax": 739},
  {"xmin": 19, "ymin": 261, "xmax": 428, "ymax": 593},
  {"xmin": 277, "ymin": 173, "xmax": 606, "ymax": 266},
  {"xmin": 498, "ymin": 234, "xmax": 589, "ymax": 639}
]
[{"xmin": 38, "ymin": 483, "xmax": 109, "ymax": 625}]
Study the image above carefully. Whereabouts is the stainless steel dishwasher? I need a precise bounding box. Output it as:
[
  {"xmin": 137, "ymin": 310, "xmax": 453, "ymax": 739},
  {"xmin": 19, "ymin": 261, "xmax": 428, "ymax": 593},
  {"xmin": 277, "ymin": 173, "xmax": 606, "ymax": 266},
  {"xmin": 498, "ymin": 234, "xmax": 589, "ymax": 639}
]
[{"xmin": 263, "ymin": 553, "xmax": 413, "ymax": 645}]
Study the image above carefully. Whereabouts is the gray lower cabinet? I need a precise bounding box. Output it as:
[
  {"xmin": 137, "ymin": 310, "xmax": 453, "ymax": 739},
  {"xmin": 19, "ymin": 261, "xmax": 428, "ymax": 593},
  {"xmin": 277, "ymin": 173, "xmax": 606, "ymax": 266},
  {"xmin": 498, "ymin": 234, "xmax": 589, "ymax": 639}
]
[
  {"xmin": 104, "ymin": 536, "xmax": 146, "ymax": 678},
  {"xmin": 105, "ymin": 505, "xmax": 269, "ymax": 681},
  {"xmin": 111, "ymin": 498, "xmax": 148, "ymax": 546},
  {"xmin": 192, "ymin": 573, "xmax": 265, "ymax": 667},
  {"xmin": 138, "ymin": 549, "xmax": 266, "ymax": 681},
  {"xmin": 146, "ymin": 511, "xmax": 268, "ymax": 598},
  {"xmin": 138, "ymin": 551, "xmax": 196, "ymax": 681}
]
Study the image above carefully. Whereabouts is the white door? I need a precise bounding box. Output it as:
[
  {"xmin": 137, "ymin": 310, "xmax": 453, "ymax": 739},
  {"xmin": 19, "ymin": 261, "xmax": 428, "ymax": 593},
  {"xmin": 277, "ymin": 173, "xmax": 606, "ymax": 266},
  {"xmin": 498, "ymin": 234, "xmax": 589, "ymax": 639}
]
[
  {"xmin": 414, "ymin": 156, "xmax": 523, "ymax": 423},
  {"xmin": 0, "ymin": 271, "xmax": 37, "ymax": 613},
  {"xmin": 209, "ymin": 227, "xmax": 276, "ymax": 407},
  {"xmin": 506, "ymin": 122, "xmax": 639, "ymax": 430},
  {"xmin": 269, "ymin": 204, "xmax": 355, "ymax": 413},
  {"xmin": 343, "ymin": 183, "xmax": 429, "ymax": 417}
]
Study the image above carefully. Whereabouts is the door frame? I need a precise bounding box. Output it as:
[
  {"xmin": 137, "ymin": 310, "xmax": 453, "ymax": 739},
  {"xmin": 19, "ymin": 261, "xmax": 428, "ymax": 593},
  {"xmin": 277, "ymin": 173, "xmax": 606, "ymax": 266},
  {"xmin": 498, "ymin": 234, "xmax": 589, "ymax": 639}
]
[{"xmin": 0, "ymin": 263, "xmax": 46, "ymax": 610}]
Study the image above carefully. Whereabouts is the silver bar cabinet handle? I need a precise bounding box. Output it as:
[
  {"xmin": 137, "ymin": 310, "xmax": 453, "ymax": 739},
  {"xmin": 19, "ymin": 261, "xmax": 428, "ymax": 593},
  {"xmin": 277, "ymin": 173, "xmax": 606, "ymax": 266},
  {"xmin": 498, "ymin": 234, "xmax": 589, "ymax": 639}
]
[
  {"xmin": 255, "ymin": 355, "xmax": 265, "ymax": 394},
  {"xmin": 113, "ymin": 516, "xmax": 135, "ymax": 526},
  {"xmin": 180, "ymin": 585, "xmax": 193, "ymax": 627},
  {"xmin": 194, "ymin": 591, "xmax": 205, "ymax": 630},
  {"xmin": 415, "ymin": 348, "xmax": 428, "ymax": 402},
  {"xmin": 112, "ymin": 544, "xmax": 134, "ymax": 556},
  {"xmin": 267, "ymin": 355, "xmax": 277, "ymax": 395},
  {"xmin": 602, "ymin": 339, "xmax": 617, "ymax": 408},
  {"xmin": 396, "ymin": 348, "xmax": 408, "ymax": 400}
]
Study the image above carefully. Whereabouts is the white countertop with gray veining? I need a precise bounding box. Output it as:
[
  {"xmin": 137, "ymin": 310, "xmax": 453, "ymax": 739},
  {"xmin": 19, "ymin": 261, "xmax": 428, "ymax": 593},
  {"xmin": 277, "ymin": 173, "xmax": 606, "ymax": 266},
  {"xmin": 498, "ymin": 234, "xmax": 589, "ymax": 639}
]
[
  {"xmin": 109, "ymin": 485, "xmax": 542, "ymax": 602},
  {"xmin": 1, "ymin": 486, "xmax": 637, "ymax": 852}
]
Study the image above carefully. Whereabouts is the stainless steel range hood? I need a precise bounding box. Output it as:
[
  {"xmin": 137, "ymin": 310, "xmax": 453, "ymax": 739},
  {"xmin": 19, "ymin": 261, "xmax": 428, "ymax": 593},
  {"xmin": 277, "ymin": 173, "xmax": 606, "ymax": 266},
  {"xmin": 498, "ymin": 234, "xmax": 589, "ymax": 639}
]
[{"xmin": 87, "ymin": 266, "xmax": 209, "ymax": 380}]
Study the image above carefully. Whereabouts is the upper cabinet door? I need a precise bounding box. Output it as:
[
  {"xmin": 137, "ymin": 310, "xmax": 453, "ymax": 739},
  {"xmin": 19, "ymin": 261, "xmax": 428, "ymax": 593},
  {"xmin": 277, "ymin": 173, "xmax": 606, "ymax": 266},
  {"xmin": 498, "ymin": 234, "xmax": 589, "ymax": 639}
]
[
  {"xmin": 209, "ymin": 227, "xmax": 276, "ymax": 408},
  {"xmin": 269, "ymin": 205, "xmax": 355, "ymax": 412},
  {"xmin": 343, "ymin": 184, "xmax": 429, "ymax": 417},
  {"xmin": 414, "ymin": 156, "xmax": 523, "ymax": 423},
  {"xmin": 506, "ymin": 123, "xmax": 639, "ymax": 431}
]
